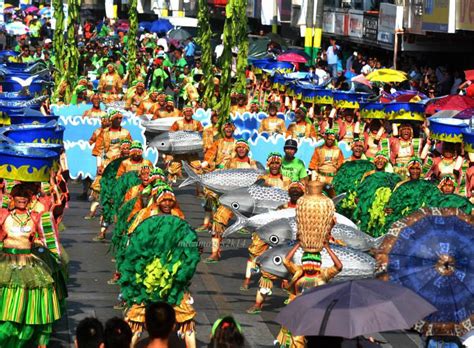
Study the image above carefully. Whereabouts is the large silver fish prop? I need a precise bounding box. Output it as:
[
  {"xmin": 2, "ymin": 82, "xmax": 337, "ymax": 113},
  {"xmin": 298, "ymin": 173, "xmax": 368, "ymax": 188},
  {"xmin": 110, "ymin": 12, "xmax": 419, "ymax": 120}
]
[
  {"xmin": 222, "ymin": 205, "xmax": 357, "ymax": 237},
  {"xmin": 256, "ymin": 244, "xmax": 375, "ymax": 281},
  {"xmin": 256, "ymin": 217, "xmax": 384, "ymax": 251},
  {"xmin": 142, "ymin": 117, "xmax": 182, "ymax": 133},
  {"xmin": 180, "ymin": 161, "xmax": 266, "ymax": 194},
  {"xmin": 219, "ymin": 183, "xmax": 290, "ymax": 216},
  {"xmin": 149, "ymin": 131, "xmax": 203, "ymax": 155}
]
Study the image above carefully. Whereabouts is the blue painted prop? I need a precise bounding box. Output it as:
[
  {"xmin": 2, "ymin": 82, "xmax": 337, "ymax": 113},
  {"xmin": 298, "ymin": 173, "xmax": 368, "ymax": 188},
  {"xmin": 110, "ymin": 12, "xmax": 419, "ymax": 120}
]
[
  {"xmin": 384, "ymin": 102, "xmax": 426, "ymax": 122},
  {"xmin": 429, "ymin": 118, "xmax": 468, "ymax": 143},
  {"xmin": 462, "ymin": 128, "xmax": 474, "ymax": 153},
  {"xmin": 53, "ymin": 104, "xmax": 158, "ymax": 180},
  {"xmin": 2, "ymin": 122, "xmax": 64, "ymax": 144},
  {"xmin": 0, "ymin": 143, "xmax": 59, "ymax": 182},
  {"xmin": 386, "ymin": 210, "xmax": 473, "ymax": 334}
]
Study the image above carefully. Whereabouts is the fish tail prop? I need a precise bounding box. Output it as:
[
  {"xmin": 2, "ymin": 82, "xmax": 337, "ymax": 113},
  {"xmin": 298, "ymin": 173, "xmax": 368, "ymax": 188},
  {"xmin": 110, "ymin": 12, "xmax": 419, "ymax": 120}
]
[
  {"xmin": 222, "ymin": 209, "xmax": 247, "ymax": 238},
  {"xmin": 179, "ymin": 161, "xmax": 200, "ymax": 188}
]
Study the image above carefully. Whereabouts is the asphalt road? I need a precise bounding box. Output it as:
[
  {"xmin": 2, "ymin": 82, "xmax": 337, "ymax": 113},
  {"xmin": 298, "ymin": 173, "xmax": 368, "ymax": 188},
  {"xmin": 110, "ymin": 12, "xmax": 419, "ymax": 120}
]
[{"xmin": 49, "ymin": 183, "xmax": 424, "ymax": 348}]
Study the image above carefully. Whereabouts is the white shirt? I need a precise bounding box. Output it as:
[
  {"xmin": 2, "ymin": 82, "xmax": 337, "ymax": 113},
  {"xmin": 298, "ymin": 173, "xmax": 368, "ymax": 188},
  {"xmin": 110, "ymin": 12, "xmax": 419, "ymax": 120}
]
[
  {"xmin": 215, "ymin": 44, "xmax": 224, "ymax": 59},
  {"xmin": 157, "ymin": 37, "xmax": 168, "ymax": 53},
  {"xmin": 326, "ymin": 45, "xmax": 340, "ymax": 65},
  {"xmin": 361, "ymin": 64, "xmax": 373, "ymax": 75}
]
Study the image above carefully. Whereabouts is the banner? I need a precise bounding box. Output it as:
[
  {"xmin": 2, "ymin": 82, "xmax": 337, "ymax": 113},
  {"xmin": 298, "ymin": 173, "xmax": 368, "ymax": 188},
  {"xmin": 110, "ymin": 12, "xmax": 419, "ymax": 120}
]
[
  {"xmin": 53, "ymin": 104, "xmax": 158, "ymax": 180},
  {"xmin": 348, "ymin": 11, "xmax": 364, "ymax": 38},
  {"xmin": 456, "ymin": 0, "xmax": 474, "ymax": 31},
  {"xmin": 422, "ymin": 0, "xmax": 455, "ymax": 32},
  {"xmin": 52, "ymin": 105, "xmax": 352, "ymax": 179},
  {"xmin": 377, "ymin": 3, "xmax": 403, "ymax": 44}
]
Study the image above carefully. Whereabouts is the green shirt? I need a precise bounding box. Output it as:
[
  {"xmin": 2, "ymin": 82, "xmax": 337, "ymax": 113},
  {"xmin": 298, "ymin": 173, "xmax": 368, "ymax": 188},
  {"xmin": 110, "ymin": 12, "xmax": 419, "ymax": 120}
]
[
  {"xmin": 281, "ymin": 157, "xmax": 308, "ymax": 182},
  {"xmin": 151, "ymin": 68, "xmax": 169, "ymax": 92}
]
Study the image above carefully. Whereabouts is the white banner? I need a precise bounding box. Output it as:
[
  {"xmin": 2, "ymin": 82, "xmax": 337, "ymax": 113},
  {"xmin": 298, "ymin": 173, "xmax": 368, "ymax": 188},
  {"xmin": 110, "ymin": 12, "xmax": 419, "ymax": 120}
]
[
  {"xmin": 105, "ymin": 0, "xmax": 115, "ymax": 19},
  {"xmin": 261, "ymin": 0, "xmax": 280, "ymax": 26}
]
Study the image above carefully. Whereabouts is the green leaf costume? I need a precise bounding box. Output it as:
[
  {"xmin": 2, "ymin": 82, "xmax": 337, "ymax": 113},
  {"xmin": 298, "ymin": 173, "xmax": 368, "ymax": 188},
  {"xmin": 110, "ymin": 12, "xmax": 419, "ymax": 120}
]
[{"xmin": 118, "ymin": 215, "xmax": 200, "ymax": 306}]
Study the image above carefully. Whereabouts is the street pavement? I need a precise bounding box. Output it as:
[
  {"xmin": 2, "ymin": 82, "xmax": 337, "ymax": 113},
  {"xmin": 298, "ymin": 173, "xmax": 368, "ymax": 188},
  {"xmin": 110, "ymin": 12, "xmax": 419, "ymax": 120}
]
[{"xmin": 50, "ymin": 183, "xmax": 424, "ymax": 347}]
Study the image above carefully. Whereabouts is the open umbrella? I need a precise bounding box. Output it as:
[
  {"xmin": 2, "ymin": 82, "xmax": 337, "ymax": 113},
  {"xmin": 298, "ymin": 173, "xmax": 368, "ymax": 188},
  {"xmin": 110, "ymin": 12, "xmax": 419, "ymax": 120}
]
[
  {"xmin": 3, "ymin": 6, "xmax": 17, "ymax": 14},
  {"xmin": 366, "ymin": 69, "xmax": 408, "ymax": 83},
  {"xmin": 275, "ymin": 279, "xmax": 436, "ymax": 338},
  {"xmin": 277, "ymin": 52, "xmax": 307, "ymax": 63},
  {"xmin": 266, "ymin": 32, "xmax": 286, "ymax": 48},
  {"xmin": 168, "ymin": 28, "xmax": 191, "ymax": 41},
  {"xmin": 139, "ymin": 21, "xmax": 152, "ymax": 31},
  {"xmin": 378, "ymin": 207, "xmax": 474, "ymax": 337},
  {"xmin": 25, "ymin": 6, "xmax": 39, "ymax": 14},
  {"xmin": 351, "ymin": 74, "xmax": 372, "ymax": 88},
  {"xmin": 390, "ymin": 90, "xmax": 428, "ymax": 102},
  {"xmin": 5, "ymin": 22, "xmax": 29, "ymax": 36},
  {"xmin": 425, "ymin": 95, "xmax": 474, "ymax": 115},
  {"xmin": 38, "ymin": 6, "xmax": 50, "ymax": 15},
  {"xmin": 150, "ymin": 19, "xmax": 173, "ymax": 34},
  {"xmin": 464, "ymin": 70, "xmax": 474, "ymax": 82}
]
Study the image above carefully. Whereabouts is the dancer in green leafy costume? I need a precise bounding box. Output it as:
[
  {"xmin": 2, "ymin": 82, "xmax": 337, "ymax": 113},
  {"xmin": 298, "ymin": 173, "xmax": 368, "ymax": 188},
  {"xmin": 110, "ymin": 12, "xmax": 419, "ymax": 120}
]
[
  {"xmin": 99, "ymin": 139, "xmax": 132, "ymax": 224},
  {"xmin": 333, "ymin": 159, "xmax": 374, "ymax": 217},
  {"xmin": 384, "ymin": 157, "xmax": 440, "ymax": 233},
  {"xmin": 121, "ymin": 214, "xmax": 199, "ymax": 348},
  {"xmin": 429, "ymin": 175, "xmax": 473, "ymax": 214}
]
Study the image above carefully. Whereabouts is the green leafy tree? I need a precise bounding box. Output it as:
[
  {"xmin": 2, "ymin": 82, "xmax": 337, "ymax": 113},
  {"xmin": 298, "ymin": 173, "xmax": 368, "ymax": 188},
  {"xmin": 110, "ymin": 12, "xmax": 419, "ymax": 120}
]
[
  {"xmin": 127, "ymin": 0, "xmax": 138, "ymax": 83},
  {"xmin": 52, "ymin": 0, "xmax": 65, "ymax": 100},
  {"xmin": 196, "ymin": 0, "xmax": 215, "ymax": 108}
]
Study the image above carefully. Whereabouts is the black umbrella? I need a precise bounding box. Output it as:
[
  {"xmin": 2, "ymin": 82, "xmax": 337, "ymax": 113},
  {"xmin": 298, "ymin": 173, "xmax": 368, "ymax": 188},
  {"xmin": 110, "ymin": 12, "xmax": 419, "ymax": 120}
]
[
  {"xmin": 168, "ymin": 28, "xmax": 191, "ymax": 41},
  {"xmin": 275, "ymin": 279, "xmax": 436, "ymax": 338}
]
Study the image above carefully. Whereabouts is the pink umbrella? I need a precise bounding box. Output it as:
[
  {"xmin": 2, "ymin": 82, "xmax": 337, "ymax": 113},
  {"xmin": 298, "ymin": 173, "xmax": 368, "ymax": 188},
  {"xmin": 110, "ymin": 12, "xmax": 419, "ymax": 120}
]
[
  {"xmin": 277, "ymin": 52, "xmax": 308, "ymax": 64},
  {"xmin": 351, "ymin": 74, "xmax": 372, "ymax": 88},
  {"xmin": 25, "ymin": 6, "xmax": 39, "ymax": 14}
]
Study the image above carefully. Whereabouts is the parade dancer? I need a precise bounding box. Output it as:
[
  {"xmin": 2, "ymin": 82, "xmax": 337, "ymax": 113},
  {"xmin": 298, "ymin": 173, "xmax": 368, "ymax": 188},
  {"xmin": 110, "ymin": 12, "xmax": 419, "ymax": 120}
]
[
  {"xmin": 92, "ymin": 110, "xmax": 132, "ymax": 241},
  {"xmin": 0, "ymin": 185, "xmax": 62, "ymax": 348},
  {"xmin": 276, "ymin": 241, "xmax": 342, "ymax": 347},
  {"xmin": 168, "ymin": 105, "xmax": 203, "ymax": 183},
  {"xmin": 309, "ymin": 129, "xmax": 344, "ymax": 184},
  {"xmin": 286, "ymin": 106, "xmax": 317, "ymax": 140},
  {"xmin": 258, "ymin": 102, "xmax": 286, "ymax": 135},
  {"xmin": 116, "ymin": 141, "xmax": 154, "ymax": 178},
  {"xmin": 197, "ymin": 122, "xmax": 236, "ymax": 232},
  {"xmin": 206, "ymin": 140, "xmax": 258, "ymax": 263}
]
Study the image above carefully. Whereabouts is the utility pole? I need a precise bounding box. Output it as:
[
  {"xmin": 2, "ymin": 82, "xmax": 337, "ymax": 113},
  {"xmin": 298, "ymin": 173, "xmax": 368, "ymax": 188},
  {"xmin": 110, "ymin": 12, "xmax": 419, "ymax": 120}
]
[
  {"xmin": 177, "ymin": 0, "xmax": 184, "ymax": 17},
  {"xmin": 272, "ymin": 0, "xmax": 278, "ymax": 33},
  {"xmin": 313, "ymin": 0, "xmax": 325, "ymax": 60},
  {"xmin": 304, "ymin": 0, "xmax": 315, "ymax": 61}
]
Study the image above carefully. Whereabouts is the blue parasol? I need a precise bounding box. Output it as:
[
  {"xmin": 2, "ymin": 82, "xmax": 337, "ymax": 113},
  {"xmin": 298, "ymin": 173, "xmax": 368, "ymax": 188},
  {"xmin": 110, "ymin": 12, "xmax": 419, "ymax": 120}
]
[
  {"xmin": 378, "ymin": 207, "xmax": 474, "ymax": 337},
  {"xmin": 150, "ymin": 19, "xmax": 173, "ymax": 34}
]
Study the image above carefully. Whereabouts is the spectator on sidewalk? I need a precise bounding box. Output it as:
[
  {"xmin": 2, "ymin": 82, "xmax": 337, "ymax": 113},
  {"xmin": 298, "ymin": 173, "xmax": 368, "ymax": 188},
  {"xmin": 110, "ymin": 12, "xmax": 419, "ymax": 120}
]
[{"xmin": 75, "ymin": 317, "xmax": 105, "ymax": 348}]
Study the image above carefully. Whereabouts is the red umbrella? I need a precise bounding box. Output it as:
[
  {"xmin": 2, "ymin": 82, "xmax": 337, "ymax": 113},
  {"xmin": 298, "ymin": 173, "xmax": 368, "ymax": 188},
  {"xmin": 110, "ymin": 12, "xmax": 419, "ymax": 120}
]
[
  {"xmin": 464, "ymin": 69, "xmax": 474, "ymax": 82},
  {"xmin": 425, "ymin": 95, "xmax": 474, "ymax": 115},
  {"xmin": 277, "ymin": 52, "xmax": 308, "ymax": 64}
]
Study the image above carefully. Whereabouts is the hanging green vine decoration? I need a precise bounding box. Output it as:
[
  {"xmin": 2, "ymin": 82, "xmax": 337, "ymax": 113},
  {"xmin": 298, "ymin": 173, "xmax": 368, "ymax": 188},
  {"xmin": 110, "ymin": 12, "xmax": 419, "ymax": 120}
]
[
  {"xmin": 216, "ymin": 0, "xmax": 235, "ymax": 131},
  {"xmin": 233, "ymin": 0, "xmax": 248, "ymax": 94},
  {"xmin": 62, "ymin": 0, "xmax": 81, "ymax": 103},
  {"xmin": 196, "ymin": 0, "xmax": 214, "ymax": 108},
  {"xmin": 127, "ymin": 0, "xmax": 138, "ymax": 84},
  {"xmin": 52, "ymin": 0, "xmax": 65, "ymax": 101}
]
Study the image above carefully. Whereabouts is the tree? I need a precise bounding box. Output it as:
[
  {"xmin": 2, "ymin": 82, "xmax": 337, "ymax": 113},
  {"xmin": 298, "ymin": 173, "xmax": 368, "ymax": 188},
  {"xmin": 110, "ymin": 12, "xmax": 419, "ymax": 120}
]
[
  {"xmin": 127, "ymin": 0, "xmax": 138, "ymax": 84},
  {"xmin": 62, "ymin": 0, "xmax": 81, "ymax": 103},
  {"xmin": 52, "ymin": 0, "xmax": 65, "ymax": 101},
  {"xmin": 196, "ymin": 0, "xmax": 214, "ymax": 108},
  {"xmin": 233, "ymin": 0, "xmax": 248, "ymax": 95}
]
